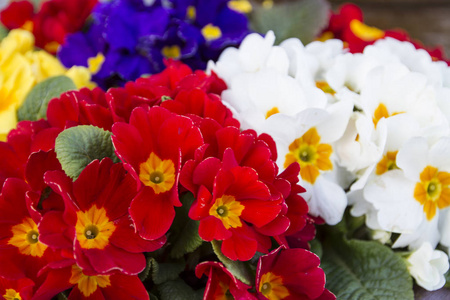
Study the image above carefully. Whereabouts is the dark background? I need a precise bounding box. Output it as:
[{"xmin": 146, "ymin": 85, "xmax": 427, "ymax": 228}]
[{"xmin": 329, "ymin": 0, "xmax": 450, "ymax": 58}]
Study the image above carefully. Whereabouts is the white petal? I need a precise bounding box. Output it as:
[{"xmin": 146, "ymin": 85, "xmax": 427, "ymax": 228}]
[
  {"xmin": 308, "ymin": 176, "xmax": 347, "ymax": 225},
  {"xmin": 396, "ymin": 137, "xmax": 429, "ymax": 181},
  {"xmin": 363, "ymin": 170, "xmax": 423, "ymax": 232}
]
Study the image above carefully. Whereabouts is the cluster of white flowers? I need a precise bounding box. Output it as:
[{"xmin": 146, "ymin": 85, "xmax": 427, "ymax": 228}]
[{"xmin": 208, "ymin": 31, "xmax": 450, "ymax": 290}]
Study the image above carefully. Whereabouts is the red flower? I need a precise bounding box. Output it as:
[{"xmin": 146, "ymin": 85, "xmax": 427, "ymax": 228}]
[
  {"xmin": 112, "ymin": 106, "xmax": 203, "ymax": 240},
  {"xmin": 195, "ymin": 261, "xmax": 256, "ymax": 300},
  {"xmin": 0, "ymin": 276, "xmax": 34, "ymax": 300},
  {"xmin": 33, "ymin": 262, "xmax": 149, "ymax": 300},
  {"xmin": 41, "ymin": 158, "xmax": 165, "ymax": 275},
  {"xmin": 188, "ymin": 149, "xmax": 283, "ymax": 261},
  {"xmin": 0, "ymin": 178, "xmax": 51, "ymax": 284},
  {"xmin": 0, "ymin": 1, "xmax": 34, "ymax": 30},
  {"xmin": 256, "ymin": 247, "xmax": 335, "ymax": 300},
  {"xmin": 136, "ymin": 60, "xmax": 227, "ymax": 97},
  {"xmin": 47, "ymin": 88, "xmax": 114, "ymax": 131},
  {"xmin": 33, "ymin": 0, "xmax": 98, "ymax": 53}
]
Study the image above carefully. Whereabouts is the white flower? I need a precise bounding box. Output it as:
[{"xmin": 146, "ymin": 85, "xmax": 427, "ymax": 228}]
[
  {"xmin": 207, "ymin": 31, "xmax": 290, "ymax": 83},
  {"xmin": 407, "ymin": 242, "xmax": 449, "ymax": 291},
  {"xmin": 362, "ymin": 136, "xmax": 450, "ymax": 249},
  {"xmin": 267, "ymin": 101, "xmax": 353, "ymax": 225}
]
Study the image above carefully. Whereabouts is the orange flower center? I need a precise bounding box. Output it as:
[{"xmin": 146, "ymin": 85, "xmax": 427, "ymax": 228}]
[
  {"xmin": 373, "ymin": 103, "xmax": 404, "ymax": 127},
  {"xmin": 75, "ymin": 206, "xmax": 116, "ymax": 250},
  {"xmin": 259, "ymin": 272, "xmax": 290, "ymax": 299},
  {"xmin": 376, "ymin": 151, "xmax": 399, "ymax": 175},
  {"xmin": 209, "ymin": 195, "xmax": 244, "ymax": 230},
  {"xmin": 139, "ymin": 152, "xmax": 176, "ymax": 194},
  {"xmin": 69, "ymin": 264, "xmax": 111, "ymax": 297},
  {"xmin": 414, "ymin": 166, "xmax": 450, "ymax": 220},
  {"xmin": 284, "ymin": 127, "xmax": 333, "ymax": 184},
  {"xmin": 8, "ymin": 217, "xmax": 47, "ymax": 257},
  {"xmin": 316, "ymin": 81, "xmax": 336, "ymax": 95},
  {"xmin": 265, "ymin": 107, "xmax": 280, "ymax": 119}
]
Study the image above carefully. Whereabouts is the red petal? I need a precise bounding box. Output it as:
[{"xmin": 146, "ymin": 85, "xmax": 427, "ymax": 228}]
[
  {"xmin": 101, "ymin": 274, "xmax": 149, "ymax": 300},
  {"xmin": 198, "ymin": 216, "xmax": 231, "ymax": 241},
  {"xmin": 110, "ymin": 217, "xmax": 166, "ymax": 253},
  {"xmin": 129, "ymin": 188, "xmax": 175, "ymax": 240},
  {"xmin": 221, "ymin": 227, "xmax": 257, "ymax": 261}
]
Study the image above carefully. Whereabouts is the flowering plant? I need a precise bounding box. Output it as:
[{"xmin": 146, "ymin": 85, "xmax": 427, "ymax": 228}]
[{"xmin": 0, "ymin": 0, "xmax": 450, "ymax": 299}]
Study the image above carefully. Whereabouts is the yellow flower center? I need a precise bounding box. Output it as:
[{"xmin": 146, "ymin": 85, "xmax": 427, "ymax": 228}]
[
  {"xmin": 8, "ymin": 217, "xmax": 47, "ymax": 257},
  {"xmin": 214, "ymin": 281, "xmax": 234, "ymax": 300},
  {"xmin": 3, "ymin": 289, "xmax": 22, "ymax": 300},
  {"xmin": 44, "ymin": 41, "xmax": 60, "ymax": 53},
  {"xmin": 376, "ymin": 151, "xmax": 399, "ymax": 175},
  {"xmin": 87, "ymin": 53, "xmax": 105, "ymax": 74},
  {"xmin": 69, "ymin": 264, "xmax": 111, "ymax": 297},
  {"xmin": 259, "ymin": 272, "xmax": 290, "ymax": 299},
  {"xmin": 284, "ymin": 127, "xmax": 333, "ymax": 184},
  {"xmin": 228, "ymin": 0, "xmax": 252, "ymax": 14},
  {"xmin": 373, "ymin": 103, "xmax": 404, "ymax": 127},
  {"xmin": 414, "ymin": 166, "xmax": 450, "ymax": 220},
  {"xmin": 209, "ymin": 195, "xmax": 244, "ymax": 230},
  {"xmin": 201, "ymin": 24, "xmax": 222, "ymax": 41},
  {"xmin": 315, "ymin": 31, "xmax": 335, "ymax": 42},
  {"xmin": 139, "ymin": 152, "xmax": 176, "ymax": 194},
  {"xmin": 161, "ymin": 45, "xmax": 182, "ymax": 60},
  {"xmin": 349, "ymin": 19, "xmax": 384, "ymax": 42},
  {"xmin": 265, "ymin": 107, "xmax": 280, "ymax": 119},
  {"xmin": 21, "ymin": 20, "xmax": 33, "ymax": 32},
  {"xmin": 316, "ymin": 81, "xmax": 336, "ymax": 95},
  {"xmin": 75, "ymin": 206, "xmax": 116, "ymax": 250},
  {"xmin": 186, "ymin": 6, "xmax": 196, "ymax": 20}
]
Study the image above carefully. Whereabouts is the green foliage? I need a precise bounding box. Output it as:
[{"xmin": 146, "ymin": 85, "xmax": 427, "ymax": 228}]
[
  {"xmin": 249, "ymin": 0, "xmax": 330, "ymax": 44},
  {"xmin": 157, "ymin": 279, "xmax": 203, "ymax": 300},
  {"xmin": 211, "ymin": 240, "xmax": 254, "ymax": 286},
  {"xmin": 17, "ymin": 75, "xmax": 76, "ymax": 121},
  {"xmin": 55, "ymin": 125, "xmax": 119, "ymax": 180},
  {"xmin": 168, "ymin": 193, "xmax": 203, "ymax": 259},
  {"xmin": 152, "ymin": 259, "xmax": 186, "ymax": 285},
  {"xmin": 320, "ymin": 231, "xmax": 414, "ymax": 300}
]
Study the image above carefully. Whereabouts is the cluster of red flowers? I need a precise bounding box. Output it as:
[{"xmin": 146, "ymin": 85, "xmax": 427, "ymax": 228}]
[
  {"xmin": 0, "ymin": 0, "xmax": 97, "ymax": 53},
  {"xmin": 321, "ymin": 3, "xmax": 450, "ymax": 64},
  {"xmin": 0, "ymin": 60, "xmax": 333, "ymax": 299}
]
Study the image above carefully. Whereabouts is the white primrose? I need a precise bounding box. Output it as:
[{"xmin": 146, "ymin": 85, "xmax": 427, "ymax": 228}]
[{"xmin": 407, "ymin": 242, "xmax": 449, "ymax": 291}]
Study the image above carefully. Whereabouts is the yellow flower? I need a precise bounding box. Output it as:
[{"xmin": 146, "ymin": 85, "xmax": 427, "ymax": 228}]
[{"xmin": 0, "ymin": 29, "xmax": 95, "ymax": 141}]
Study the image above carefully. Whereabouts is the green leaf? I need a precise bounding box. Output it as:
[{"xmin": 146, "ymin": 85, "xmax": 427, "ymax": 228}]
[
  {"xmin": 0, "ymin": 24, "xmax": 8, "ymax": 41},
  {"xmin": 249, "ymin": 0, "xmax": 330, "ymax": 44},
  {"xmin": 157, "ymin": 279, "xmax": 201, "ymax": 300},
  {"xmin": 168, "ymin": 193, "xmax": 203, "ymax": 259},
  {"xmin": 139, "ymin": 256, "xmax": 153, "ymax": 282},
  {"xmin": 211, "ymin": 240, "xmax": 254, "ymax": 285},
  {"xmin": 321, "ymin": 233, "xmax": 414, "ymax": 300},
  {"xmin": 17, "ymin": 75, "xmax": 76, "ymax": 122},
  {"xmin": 152, "ymin": 259, "xmax": 186, "ymax": 285},
  {"xmin": 55, "ymin": 125, "xmax": 119, "ymax": 180}
]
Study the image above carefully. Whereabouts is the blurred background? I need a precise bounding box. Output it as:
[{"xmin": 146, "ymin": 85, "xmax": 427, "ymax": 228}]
[{"xmin": 329, "ymin": 0, "xmax": 450, "ymax": 56}]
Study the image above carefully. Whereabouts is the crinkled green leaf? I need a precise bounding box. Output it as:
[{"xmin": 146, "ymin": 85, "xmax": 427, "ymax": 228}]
[
  {"xmin": 55, "ymin": 125, "xmax": 119, "ymax": 180},
  {"xmin": 211, "ymin": 240, "xmax": 253, "ymax": 285},
  {"xmin": 18, "ymin": 75, "xmax": 76, "ymax": 121},
  {"xmin": 158, "ymin": 278, "xmax": 202, "ymax": 300},
  {"xmin": 168, "ymin": 193, "xmax": 203, "ymax": 259},
  {"xmin": 321, "ymin": 233, "xmax": 414, "ymax": 300},
  {"xmin": 249, "ymin": 0, "xmax": 330, "ymax": 44},
  {"xmin": 152, "ymin": 259, "xmax": 186, "ymax": 285},
  {"xmin": 139, "ymin": 256, "xmax": 154, "ymax": 282}
]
